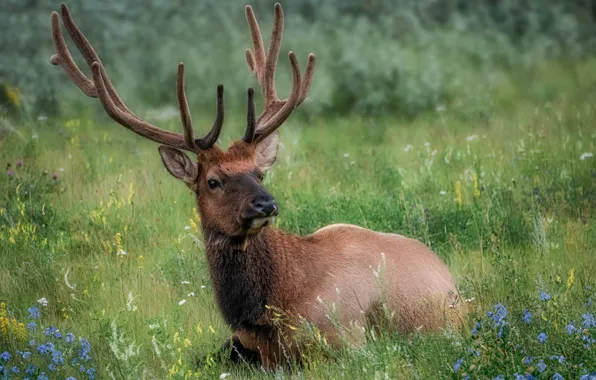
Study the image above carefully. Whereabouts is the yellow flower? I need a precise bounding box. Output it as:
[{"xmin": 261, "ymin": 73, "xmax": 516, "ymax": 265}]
[
  {"xmin": 174, "ymin": 331, "xmax": 179, "ymax": 344},
  {"xmin": 0, "ymin": 317, "xmax": 8, "ymax": 336},
  {"xmin": 128, "ymin": 182, "xmax": 135, "ymax": 205},
  {"xmin": 183, "ymin": 338, "xmax": 191, "ymax": 347},
  {"xmin": 137, "ymin": 255, "xmax": 144, "ymax": 270},
  {"xmin": 567, "ymin": 268, "xmax": 575, "ymax": 290},
  {"xmin": 18, "ymin": 323, "xmax": 26, "ymax": 341},
  {"xmin": 473, "ymin": 173, "xmax": 480, "ymax": 198},
  {"xmin": 209, "ymin": 325, "xmax": 215, "ymax": 334},
  {"xmin": 0, "ymin": 302, "xmax": 6, "ymax": 317},
  {"xmin": 195, "ymin": 323, "xmax": 203, "ymax": 334}
]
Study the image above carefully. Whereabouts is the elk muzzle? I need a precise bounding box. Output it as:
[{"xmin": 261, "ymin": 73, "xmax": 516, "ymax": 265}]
[{"xmin": 241, "ymin": 193, "xmax": 278, "ymax": 230}]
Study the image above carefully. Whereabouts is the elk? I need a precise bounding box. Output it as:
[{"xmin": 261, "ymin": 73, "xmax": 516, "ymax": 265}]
[{"xmin": 50, "ymin": 3, "xmax": 462, "ymax": 369}]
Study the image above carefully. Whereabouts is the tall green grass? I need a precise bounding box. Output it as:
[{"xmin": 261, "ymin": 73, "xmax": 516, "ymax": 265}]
[{"xmin": 2, "ymin": 60, "xmax": 596, "ymax": 378}]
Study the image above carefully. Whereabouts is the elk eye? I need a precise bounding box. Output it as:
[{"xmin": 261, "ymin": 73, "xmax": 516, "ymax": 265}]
[{"xmin": 207, "ymin": 179, "xmax": 220, "ymax": 190}]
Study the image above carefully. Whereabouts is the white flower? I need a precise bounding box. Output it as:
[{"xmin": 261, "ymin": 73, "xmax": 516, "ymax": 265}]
[
  {"xmin": 424, "ymin": 142, "xmax": 430, "ymax": 147},
  {"xmin": 436, "ymin": 104, "xmax": 446, "ymax": 112},
  {"xmin": 466, "ymin": 135, "xmax": 478, "ymax": 142},
  {"xmin": 404, "ymin": 144, "xmax": 413, "ymax": 152},
  {"xmin": 37, "ymin": 115, "xmax": 48, "ymax": 121},
  {"xmin": 580, "ymin": 152, "xmax": 593, "ymax": 160},
  {"xmin": 181, "ymin": 280, "xmax": 190, "ymax": 285},
  {"xmin": 117, "ymin": 249, "xmax": 127, "ymax": 256},
  {"xmin": 59, "ymin": 168, "xmax": 65, "ymax": 172},
  {"xmin": 343, "ymin": 153, "xmax": 349, "ymax": 157},
  {"xmin": 148, "ymin": 323, "xmax": 160, "ymax": 330},
  {"xmin": 440, "ymin": 190, "xmax": 447, "ymax": 195},
  {"xmin": 184, "ymin": 226, "xmax": 191, "ymax": 230},
  {"xmin": 200, "ymin": 285, "xmax": 206, "ymax": 289},
  {"xmin": 68, "ymin": 154, "xmax": 72, "ymax": 159},
  {"xmin": 431, "ymin": 149, "xmax": 438, "ymax": 156},
  {"xmin": 178, "ymin": 299, "xmax": 187, "ymax": 306},
  {"xmin": 220, "ymin": 373, "xmax": 231, "ymax": 379},
  {"xmin": 37, "ymin": 297, "xmax": 48, "ymax": 307},
  {"xmin": 187, "ymin": 292, "xmax": 195, "ymax": 297},
  {"xmin": 32, "ymin": 134, "xmax": 39, "ymax": 139}
]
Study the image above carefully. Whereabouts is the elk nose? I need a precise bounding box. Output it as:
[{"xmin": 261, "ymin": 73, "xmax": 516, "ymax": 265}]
[{"xmin": 250, "ymin": 195, "xmax": 278, "ymax": 217}]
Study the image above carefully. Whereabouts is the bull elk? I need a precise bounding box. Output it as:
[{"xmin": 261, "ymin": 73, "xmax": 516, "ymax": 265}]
[{"xmin": 49, "ymin": 3, "xmax": 462, "ymax": 369}]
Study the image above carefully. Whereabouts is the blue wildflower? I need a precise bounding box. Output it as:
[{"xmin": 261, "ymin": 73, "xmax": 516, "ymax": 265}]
[
  {"xmin": 453, "ymin": 358, "xmax": 463, "ymax": 372},
  {"xmin": 36, "ymin": 344, "xmax": 52, "ymax": 355},
  {"xmin": 66, "ymin": 378, "xmax": 77, "ymax": 380},
  {"xmin": 565, "ymin": 323, "xmax": 576, "ymax": 335},
  {"xmin": 552, "ymin": 374, "xmax": 564, "ymax": 380},
  {"xmin": 538, "ymin": 332, "xmax": 548, "ymax": 343},
  {"xmin": 522, "ymin": 309, "xmax": 533, "ymax": 324},
  {"xmin": 493, "ymin": 376, "xmax": 505, "ymax": 380},
  {"xmin": 28, "ymin": 306, "xmax": 40, "ymax": 319},
  {"xmin": 21, "ymin": 351, "xmax": 31, "ymax": 360},
  {"xmin": 53, "ymin": 330, "xmax": 62, "ymax": 339},
  {"xmin": 38, "ymin": 372, "xmax": 49, "ymax": 380},
  {"xmin": 540, "ymin": 291, "xmax": 551, "ymax": 301},
  {"xmin": 79, "ymin": 365, "xmax": 86, "ymax": 373},
  {"xmin": 514, "ymin": 373, "xmax": 525, "ymax": 380},
  {"xmin": 29, "ymin": 339, "xmax": 36, "ymax": 347},
  {"xmin": 523, "ymin": 356, "xmax": 534, "ymax": 365},
  {"xmin": 537, "ymin": 360, "xmax": 547, "ymax": 373},
  {"xmin": 66, "ymin": 333, "xmax": 75, "ymax": 343},
  {"xmin": 582, "ymin": 313, "xmax": 595, "ymax": 328},
  {"xmin": 27, "ymin": 321, "xmax": 37, "ymax": 331},
  {"xmin": 472, "ymin": 321, "xmax": 481, "ymax": 336},
  {"xmin": 87, "ymin": 367, "xmax": 96, "ymax": 380},
  {"xmin": 586, "ymin": 298, "xmax": 593, "ymax": 307},
  {"xmin": 10, "ymin": 366, "xmax": 19, "ymax": 374},
  {"xmin": 51, "ymin": 350, "xmax": 64, "ymax": 365},
  {"xmin": 582, "ymin": 334, "xmax": 595, "ymax": 348},
  {"xmin": 580, "ymin": 373, "xmax": 596, "ymax": 380},
  {"xmin": 48, "ymin": 363, "xmax": 56, "ymax": 372},
  {"xmin": 0, "ymin": 352, "xmax": 10, "ymax": 361},
  {"xmin": 79, "ymin": 338, "xmax": 91, "ymax": 361},
  {"xmin": 491, "ymin": 303, "xmax": 508, "ymax": 325},
  {"xmin": 25, "ymin": 365, "xmax": 36, "ymax": 375},
  {"xmin": 549, "ymin": 355, "xmax": 566, "ymax": 364},
  {"xmin": 44, "ymin": 326, "xmax": 57, "ymax": 337}
]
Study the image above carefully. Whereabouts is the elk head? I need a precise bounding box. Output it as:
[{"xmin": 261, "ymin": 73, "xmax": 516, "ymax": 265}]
[{"xmin": 50, "ymin": 3, "xmax": 315, "ymax": 237}]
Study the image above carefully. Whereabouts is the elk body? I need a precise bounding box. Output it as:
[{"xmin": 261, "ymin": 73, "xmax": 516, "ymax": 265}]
[{"xmin": 50, "ymin": 3, "xmax": 462, "ymax": 369}]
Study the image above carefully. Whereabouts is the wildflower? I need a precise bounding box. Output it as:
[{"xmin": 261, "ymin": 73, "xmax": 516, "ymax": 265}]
[
  {"xmin": 580, "ymin": 373, "xmax": 596, "ymax": 380},
  {"xmin": 51, "ymin": 350, "xmax": 64, "ymax": 365},
  {"xmin": 537, "ymin": 360, "xmax": 547, "ymax": 373},
  {"xmin": 582, "ymin": 313, "xmax": 595, "ymax": 328},
  {"xmin": 54, "ymin": 330, "xmax": 63, "ymax": 339},
  {"xmin": 549, "ymin": 355, "xmax": 566, "ymax": 364},
  {"xmin": 538, "ymin": 332, "xmax": 548, "ymax": 343},
  {"xmin": 493, "ymin": 376, "xmax": 504, "ymax": 380},
  {"xmin": 29, "ymin": 339, "xmax": 35, "ymax": 347},
  {"xmin": 44, "ymin": 326, "xmax": 58, "ymax": 336},
  {"xmin": 66, "ymin": 333, "xmax": 75, "ymax": 343},
  {"xmin": 523, "ymin": 356, "xmax": 534, "ymax": 365},
  {"xmin": 38, "ymin": 372, "xmax": 49, "ymax": 380},
  {"xmin": 565, "ymin": 323, "xmax": 576, "ymax": 335},
  {"xmin": 16, "ymin": 160, "xmax": 23, "ymax": 167},
  {"xmin": 455, "ymin": 181, "xmax": 462, "ymax": 207},
  {"xmin": 178, "ymin": 299, "xmax": 187, "ymax": 306},
  {"xmin": 7, "ymin": 170, "xmax": 13, "ymax": 177},
  {"xmin": 439, "ymin": 190, "xmax": 446, "ymax": 195},
  {"xmin": 37, "ymin": 298, "xmax": 48, "ymax": 307},
  {"xmin": 87, "ymin": 367, "xmax": 96, "ymax": 379},
  {"xmin": 540, "ymin": 291, "xmax": 551, "ymax": 301},
  {"xmin": 48, "ymin": 363, "xmax": 56, "ymax": 372},
  {"xmin": 513, "ymin": 374, "xmax": 525, "ymax": 380},
  {"xmin": 552, "ymin": 374, "xmax": 564, "ymax": 380},
  {"xmin": 117, "ymin": 249, "xmax": 127, "ymax": 256},
  {"xmin": 37, "ymin": 344, "xmax": 52, "ymax": 355},
  {"xmin": 586, "ymin": 298, "xmax": 593, "ymax": 307},
  {"xmin": 522, "ymin": 309, "xmax": 532, "ymax": 324},
  {"xmin": 67, "ymin": 378, "xmax": 77, "ymax": 380},
  {"xmin": 471, "ymin": 321, "xmax": 481, "ymax": 336},
  {"xmin": 453, "ymin": 358, "xmax": 463, "ymax": 372},
  {"xmin": 220, "ymin": 373, "xmax": 231, "ymax": 379},
  {"xmin": 466, "ymin": 135, "xmax": 478, "ymax": 141},
  {"xmin": 0, "ymin": 352, "xmax": 10, "ymax": 361},
  {"xmin": 10, "ymin": 366, "xmax": 19, "ymax": 374},
  {"xmin": 181, "ymin": 281, "xmax": 190, "ymax": 285},
  {"xmin": 580, "ymin": 152, "xmax": 593, "ymax": 160},
  {"xmin": 25, "ymin": 365, "xmax": 36, "ymax": 375},
  {"xmin": 79, "ymin": 338, "xmax": 91, "ymax": 361},
  {"xmin": 52, "ymin": 173, "xmax": 59, "ymax": 180}
]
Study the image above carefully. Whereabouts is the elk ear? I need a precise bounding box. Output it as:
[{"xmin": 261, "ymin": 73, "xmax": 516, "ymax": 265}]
[
  {"xmin": 158, "ymin": 146, "xmax": 199, "ymax": 192},
  {"xmin": 254, "ymin": 131, "xmax": 279, "ymax": 171}
]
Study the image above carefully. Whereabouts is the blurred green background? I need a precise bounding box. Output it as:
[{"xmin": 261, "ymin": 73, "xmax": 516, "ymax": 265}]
[{"xmin": 3, "ymin": 0, "xmax": 596, "ymax": 119}]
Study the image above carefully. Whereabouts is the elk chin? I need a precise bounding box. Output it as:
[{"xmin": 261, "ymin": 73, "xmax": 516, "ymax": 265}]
[{"xmin": 250, "ymin": 216, "xmax": 275, "ymax": 229}]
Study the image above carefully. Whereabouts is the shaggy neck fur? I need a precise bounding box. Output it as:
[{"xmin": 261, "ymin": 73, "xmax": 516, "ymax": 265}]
[{"xmin": 202, "ymin": 225, "xmax": 279, "ymax": 336}]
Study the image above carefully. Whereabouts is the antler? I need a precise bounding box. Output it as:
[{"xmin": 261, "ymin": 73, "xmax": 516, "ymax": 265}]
[
  {"xmin": 50, "ymin": 4, "xmax": 223, "ymax": 153},
  {"xmin": 242, "ymin": 3, "xmax": 315, "ymax": 144}
]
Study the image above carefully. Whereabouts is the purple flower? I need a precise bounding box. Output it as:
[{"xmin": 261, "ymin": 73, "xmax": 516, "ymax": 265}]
[
  {"xmin": 453, "ymin": 358, "xmax": 463, "ymax": 372},
  {"xmin": 52, "ymin": 172, "xmax": 59, "ymax": 180},
  {"xmin": 582, "ymin": 313, "xmax": 595, "ymax": 328},
  {"xmin": 7, "ymin": 170, "xmax": 13, "ymax": 177},
  {"xmin": 0, "ymin": 352, "xmax": 10, "ymax": 361},
  {"xmin": 522, "ymin": 309, "xmax": 533, "ymax": 324},
  {"xmin": 28, "ymin": 339, "xmax": 36, "ymax": 347},
  {"xmin": 540, "ymin": 291, "xmax": 551, "ymax": 301},
  {"xmin": 565, "ymin": 323, "xmax": 576, "ymax": 335},
  {"xmin": 538, "ymin": 332, "xmax": 548, "ymax": 343},
  {"xmin": 28, "ymin": 307, "xmax": 40, "ymax": 319},
  {"xmin": 537, "ymin": 360, "xmax": 547, "ymax": 373},
  {"xmin": 16, "ymin": 160, "xmax": 23, "ymax": 167}
]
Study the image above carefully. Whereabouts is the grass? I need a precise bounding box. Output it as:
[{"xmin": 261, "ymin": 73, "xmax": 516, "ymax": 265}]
[{"xmin": 1, "ymin": 61, "xmax": 596, "ymax": 379}]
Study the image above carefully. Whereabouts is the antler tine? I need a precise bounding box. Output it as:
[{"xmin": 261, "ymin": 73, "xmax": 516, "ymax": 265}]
[
  {"xmin": 253, "ymin": 52, "xmax": 301, "ymax": 144},
  {"xmin": 262, "ymin": 3, "xmax": 284, "ymax": 105},
  {"xmin": 195, "ymin": 85, "xmax": 225, "ymax": 150},
  {"xmin": 245, "ymin": 5, "xmax": 266, "ymax": 86},
  {"xmin": 243, "ymin": 88, "xmax": 256, "ymax": 143},
  {"xmin": 177, "ymin": 63, "xmax": 197, "ymax": 150},
  {"xmin": 50, "ymin": 11, "xmax": 96, "ymax": 97},
  {"xmin": 298, "ymin": 54, "xmax": 316, "ymax": 106}
]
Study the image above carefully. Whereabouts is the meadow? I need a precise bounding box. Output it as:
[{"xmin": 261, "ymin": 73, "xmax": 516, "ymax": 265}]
[{"xmin": 2, "ymin": 58, "xmax": 596, "ymax": 379}]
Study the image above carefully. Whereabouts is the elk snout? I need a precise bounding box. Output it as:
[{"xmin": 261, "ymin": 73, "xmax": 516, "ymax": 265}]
[{"xmin": 248, "ymin": 194, "xmax": 278, "ymax": 217}]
